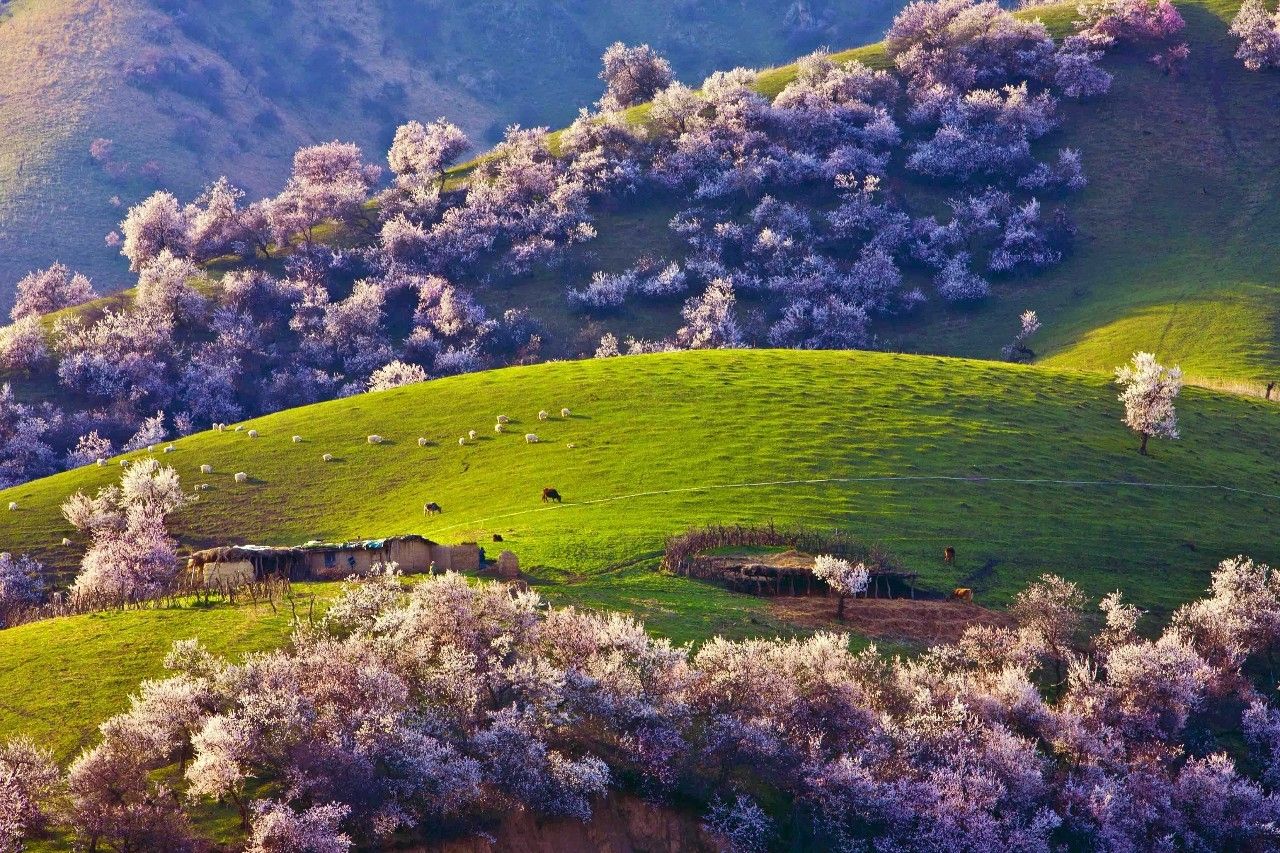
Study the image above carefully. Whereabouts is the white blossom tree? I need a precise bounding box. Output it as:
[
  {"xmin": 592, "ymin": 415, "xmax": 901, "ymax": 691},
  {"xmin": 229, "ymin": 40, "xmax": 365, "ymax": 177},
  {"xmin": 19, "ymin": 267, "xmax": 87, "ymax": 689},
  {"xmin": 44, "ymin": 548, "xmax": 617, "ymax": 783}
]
[
  {"xmin": 1115, "ymin": 351, "xmax": 1182, "ymax": 455},
  {"xmin": 812, "ymin": 555, "xmax": 870, "ymax": 618}
]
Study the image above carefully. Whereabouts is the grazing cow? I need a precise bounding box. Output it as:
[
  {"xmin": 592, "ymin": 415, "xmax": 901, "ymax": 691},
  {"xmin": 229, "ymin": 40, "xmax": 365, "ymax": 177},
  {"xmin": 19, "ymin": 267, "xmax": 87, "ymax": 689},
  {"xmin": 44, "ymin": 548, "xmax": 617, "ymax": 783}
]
[
  {"xmin": 541, "ymin": 487, "xmax": 562, "ymax": 503},
  {"xmin": 424, "ymin": 502, "xmax": 442, "ymax": 515},
  {"xmin": 493, "ymin": 533, "xmax": 504, "ymax": 542},
  {"xmin": 943, "ymin": 546, "xmax": 956, "ymax": 565},
  {"xmin": 951, "ymin": 588, "xmax": 974, "ymax": 603}
]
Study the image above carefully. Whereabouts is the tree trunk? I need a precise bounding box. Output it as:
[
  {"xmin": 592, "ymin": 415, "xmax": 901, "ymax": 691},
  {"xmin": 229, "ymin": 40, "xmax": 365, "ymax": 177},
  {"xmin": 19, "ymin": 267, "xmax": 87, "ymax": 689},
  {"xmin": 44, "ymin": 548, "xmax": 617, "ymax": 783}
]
[
  {"xmin": 1138, "ymin": 432, "xmax": 1149, "ymax": 455},
  {"xmin": 837, "ymin": 594, "xmax": 846, "ymax": 620}
]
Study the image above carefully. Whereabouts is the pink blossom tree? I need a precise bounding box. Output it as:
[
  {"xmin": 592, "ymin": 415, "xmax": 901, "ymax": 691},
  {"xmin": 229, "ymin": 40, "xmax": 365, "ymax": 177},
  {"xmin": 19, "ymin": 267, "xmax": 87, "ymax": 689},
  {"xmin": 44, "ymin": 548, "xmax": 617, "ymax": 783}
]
[{"xmin": 10, "ymin": 263, "xmax": 97, "ymax": 321}]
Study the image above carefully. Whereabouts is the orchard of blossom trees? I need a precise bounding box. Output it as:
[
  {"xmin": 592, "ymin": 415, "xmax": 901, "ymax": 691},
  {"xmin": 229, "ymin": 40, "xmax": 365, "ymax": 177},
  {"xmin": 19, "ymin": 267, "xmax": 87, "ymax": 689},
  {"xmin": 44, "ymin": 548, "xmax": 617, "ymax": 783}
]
[
  {"xmin": 0, "ymin": 0, "xmax": 1188, "ymax": 489},
  {"xmin": 5, "ymin": 558, "xmax": 1280, "ymax": 850}
]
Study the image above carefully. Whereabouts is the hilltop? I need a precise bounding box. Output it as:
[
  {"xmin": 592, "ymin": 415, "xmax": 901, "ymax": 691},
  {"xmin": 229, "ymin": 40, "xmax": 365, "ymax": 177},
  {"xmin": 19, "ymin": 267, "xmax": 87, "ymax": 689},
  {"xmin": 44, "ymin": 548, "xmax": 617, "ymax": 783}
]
[{"xmin": 0, "ymin": 0, "xmax": 902, "ymax": 305}]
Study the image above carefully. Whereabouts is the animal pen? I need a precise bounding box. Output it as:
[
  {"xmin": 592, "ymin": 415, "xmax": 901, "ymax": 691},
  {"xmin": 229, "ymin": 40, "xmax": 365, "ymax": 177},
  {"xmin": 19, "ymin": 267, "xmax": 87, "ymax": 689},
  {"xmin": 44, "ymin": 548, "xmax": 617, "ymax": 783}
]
[
  {"xmin": 186, "ymin": 534, "xmax": 482, "ymax": 586},
  {"xmin": 662, "ymin": 523, "xmax": 918, "ymax": 598}
]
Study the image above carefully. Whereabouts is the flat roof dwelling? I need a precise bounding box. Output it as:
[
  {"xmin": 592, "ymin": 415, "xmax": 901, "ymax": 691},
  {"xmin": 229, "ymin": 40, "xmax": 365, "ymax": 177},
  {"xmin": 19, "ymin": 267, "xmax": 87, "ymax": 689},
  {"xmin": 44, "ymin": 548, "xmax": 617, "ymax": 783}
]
[{"xmin": 187, "ymin": 535, "xmax": 482, "ymax": 586}]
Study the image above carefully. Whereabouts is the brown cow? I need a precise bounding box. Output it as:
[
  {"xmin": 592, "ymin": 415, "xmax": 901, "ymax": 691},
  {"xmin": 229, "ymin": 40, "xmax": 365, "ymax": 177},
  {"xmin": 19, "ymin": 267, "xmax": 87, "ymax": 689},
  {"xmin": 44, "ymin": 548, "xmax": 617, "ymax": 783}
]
[
  {"xmin": 424, "ymin": 502, "xmax": 442, "ymax": 515},
  {"xmin": 951, "ymin": 587, "xmax": 974, "ymax": 603},
  {"xmin": 943, "ymin": 546, "xmax": 956, "ymax": 565},
  {"xmin": 493, "ymin": 533, "xmax": 504, "ymax": 542},
  {"xmin": 542, "ymin": 487, "xmax": 562, "ymax": 503}
]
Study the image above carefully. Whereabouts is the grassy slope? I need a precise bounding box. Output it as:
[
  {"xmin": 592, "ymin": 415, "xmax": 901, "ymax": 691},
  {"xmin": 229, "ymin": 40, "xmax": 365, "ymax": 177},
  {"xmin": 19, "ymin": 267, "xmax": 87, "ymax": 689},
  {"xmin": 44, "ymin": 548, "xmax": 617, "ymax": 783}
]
[
  {"xmin": 0, "ymin": 0, "xmax": 902, "ymax": 309},
  {"xmin": 1, "ymin": 347, "xmax": 1278, "ymax": 755},
  {"xmin": 899, "ymin": 0, "xmax": 1280, "ymax": 394}
]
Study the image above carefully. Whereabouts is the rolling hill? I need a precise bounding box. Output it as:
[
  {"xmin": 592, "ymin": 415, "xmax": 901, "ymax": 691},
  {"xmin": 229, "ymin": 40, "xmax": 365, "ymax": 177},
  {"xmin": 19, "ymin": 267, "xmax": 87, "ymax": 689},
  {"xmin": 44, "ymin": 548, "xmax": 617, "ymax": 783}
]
[
  {"xmin": 0, "ymin": 0, "xmax": 903, "ymax": 309},
  {"xmin": 2, "ymin": 348, "xmax": 1279, "ymax": 756}
]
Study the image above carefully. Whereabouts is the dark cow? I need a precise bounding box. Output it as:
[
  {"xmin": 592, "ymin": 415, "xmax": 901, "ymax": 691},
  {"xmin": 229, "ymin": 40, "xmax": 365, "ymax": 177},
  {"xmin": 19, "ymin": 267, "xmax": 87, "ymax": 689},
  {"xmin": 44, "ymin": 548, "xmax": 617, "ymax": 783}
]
[
  {"xmin": 493, "ymin": 533, "xmax": 504, "ymax": 542},
  {"xmin": 943, "ymin": 546, "xmax": 956, "ymax": 565},
  {"xmin": 541, "ymin": 487, "xmax": 562, "ymax": 503},
  {"xmin": 424, "ymin": 502, "xmax": 442, "ymax": 515}
]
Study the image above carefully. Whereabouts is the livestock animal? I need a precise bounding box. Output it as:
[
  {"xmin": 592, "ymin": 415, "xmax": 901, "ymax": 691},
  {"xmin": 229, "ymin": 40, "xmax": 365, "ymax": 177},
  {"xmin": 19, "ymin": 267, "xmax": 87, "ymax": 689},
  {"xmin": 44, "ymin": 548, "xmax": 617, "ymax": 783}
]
[
  {"xmin": 566, "ymin": 443, "xmax": 576, "ymax": 449},
  {"xmin": 234, "ymin": 425, "xmax": 243, "ymax": 432},
  {"xmin": 247, "ymin": 430, "xmax": 259, "ymax": 438},
  {"xmin": 7, "ymin": 502, "xmax": 16, "ymax": 511},
  {"xmin": 468, "ymin": 430, "xmax": 477, "ymax": 440},
  {"xmin": 560, "ymin": 408, "xmax": 571, "ymax": 418},
  {"xmin": 234, "ymin": 472, "xmax": 249, "ymax": 483},
  {"xmin": 323, "ymin": 453, "xmax": 335, "ymax": 462},
  {"xmin": 943, "ymin": 546, "xmax": 955, "ymax": 565},
  {"xmin": 497, "ymin": 415, "xmax": 510, "ymax": 424},
  {"xmin": 951, "ymin": 588, "xmax": 974, "ymax": 603},
  {"xmin": 96, "ymin": 459, "xmax": 107, "ymax": 467},
  {"xmin": 292, "ymin": 435, "xmax": 303, "ymax": 443},
  {"xmin": 459, "ymin": 437, "xmax": 467, "ymax": 446},
  {"xmin": 368, "ymin": 435, "xmax": 383, "ymax": 444},
  {"xmin": 200, "ymin": 464, "xmax": 213, "ymax": 474},
  {"xmin": 147, "ymin": 445, "xmax": 155, "ymax": 452},
  {"xmin": 542, "ymin": 487, "xmax": 562, "ymax": 503},
  {"xmin": 495, "ymin": 423, "xmax": 505, "ymax": 433},
  {"xmin": 525, "ymin": 433, "xmax": 539, "ymax": 443},
  {"xmin": 61, "ymin": 538, "xmax": 71, "ymax": 546},
  {"xmin": 418, "ymin": 437, "xmax": 429, "ymax": 447},
  {"xmin": 538, "ymin": 410, "xmax": 549, "ymax": 421},
  {"xmin": 424, "ymin": 502, "xmax": 442, "ymax": 515},
  {"xmin": 163, "ymin": 445, "xmax": 175, "ymax": 453},
  {"xmin": 493, "ymin": 534, "xmax": 504, "ymax": 542}
]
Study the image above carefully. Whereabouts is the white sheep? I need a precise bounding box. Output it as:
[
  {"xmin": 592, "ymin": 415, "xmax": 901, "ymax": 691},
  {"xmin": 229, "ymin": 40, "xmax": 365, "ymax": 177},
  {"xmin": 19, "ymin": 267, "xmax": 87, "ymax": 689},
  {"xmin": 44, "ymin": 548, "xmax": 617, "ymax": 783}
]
[
  {"xmin": 147, "ymin": 444, "xmax": 155, "ymax": 453},
  {"xmin": 418, "ymin": 437, "xmax": 429, "ymax": 447},
  {"xmin": 7, "ymin": 502, "xmax": 16, "ymax": 511},
  {"xmin": 96, "ymin": 459, "xmax": 107, "ymax": 467},
  {"xmin": 468, "ymin": 429, "xmax": 477, "ymax": 440},
  {"xmin": 525, "ymin": 433, "xmax": 539, "ymax": 444},
  {"xmin": 495, "ymin": 423, "xmax": 505, "ymax": 433},
  {"xmin": 496, "ymin": 415, "xmax": 510, "ymax": 424},
  {"xmin": 200, "ymin": 464, "xmax": 213, "ymax": 474},
  {"xmin": 61, "ymin": 537, "xmax": 71, "ymax": 546},
  {"xmin": 163, "ymin": 445, "xmax": 175, "ymax": 453},
  {"xmin": 233, "ymin": 425, "xmax": 243, "ymax": 432},
  {"xmin": 234, "ymin": 472, "xmax": 248, "ymax": 483},
  {"xmin": 119, "ymin": 459, "xmax": 128, "ymax": 467},
  {"xmin": 197, "ymin": 483, "xmax": 210, "ymax": 491},
  {"xmin": 567, "ymin": 443, "xmax": 577, "ymax": 449},
  {"xmin": 247, "ymin": 429, "xmax": 259, "ymax": 438},
  {"xmin": 323, "ymin": 453, "xmax": 335, "ymax": 462},
  {"xmin": 292, "ymin": 435, "xmax": 303, "ymax": 443},
  {"xmin": 537, "ymin": 410, "xmax": 549, "ymax": 421},
  {"xmin": 367, "ymin": 434, "xmax": 383, "ymax": 444},
  {"xmin": 458, "ymin": 437, "xmax": 467, "ymax": 446},
  {"xmin": 560, "ymin": 408, "xmax": 571, "ymax": 418}
]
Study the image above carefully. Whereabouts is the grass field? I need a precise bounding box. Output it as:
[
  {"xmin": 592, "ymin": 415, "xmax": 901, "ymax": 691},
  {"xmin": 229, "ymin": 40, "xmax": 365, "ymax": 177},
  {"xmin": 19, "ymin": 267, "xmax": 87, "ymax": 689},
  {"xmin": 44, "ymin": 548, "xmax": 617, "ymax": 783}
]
[{"xmin": 3, "ymin": 348, "xmax": 1278, "ymax": 754}]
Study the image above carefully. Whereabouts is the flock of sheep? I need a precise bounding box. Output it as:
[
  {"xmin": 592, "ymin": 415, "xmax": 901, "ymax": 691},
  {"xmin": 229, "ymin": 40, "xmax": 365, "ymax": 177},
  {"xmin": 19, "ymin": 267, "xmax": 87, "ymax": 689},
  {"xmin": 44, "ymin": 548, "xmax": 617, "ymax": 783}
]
[{"xmin": 6, "ymin": 407, "xmax": 576, "ymax": 517}]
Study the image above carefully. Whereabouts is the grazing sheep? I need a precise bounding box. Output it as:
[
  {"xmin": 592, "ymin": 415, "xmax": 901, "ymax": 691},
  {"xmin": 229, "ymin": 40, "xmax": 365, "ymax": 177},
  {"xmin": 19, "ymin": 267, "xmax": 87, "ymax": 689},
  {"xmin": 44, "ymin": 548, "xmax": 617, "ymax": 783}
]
[
  {"xmin": 368, "ymin": 435, "xmax": 383, "ymax": 444},
  {"xmin": 424, "ymin": 502, "xmax": 442, "ymax": 515},
  {"xmin": 542, "ymin": 487, "xmax": 562, "ymax": 503},
  {"xmin": 418, "ymin": 437, "xmax": 429, "ymax": 447},
  {"xmin": 458, "ymin": 437, "xmax": 467, "ymax": 446},
  {"xmin": 234, "ymin": 425, "xmax": 243, "ymax": 432},
  {"xmin": 497, "ymin": 415, "xmax": 510, "ymax": 424},
  {"xmin": 7, "ymin": 502, "xmax": 16, "ymax": 511},
  {"xmin": 197, "ymin": 483, "xmax": 210, "ymax": 491},
  {"xmin": 292, "ymin": 435, "xmax": 303, "ymax": 443},
  {"xmin": 247, "ymin": 430, "xmax": 259, "ymax": 438},
  {"xmin": 96, "ymin": 459, "xmax": 108, "ymax": 467},
  {"xmin": 566, "ymin": 443, "xmax": 576, "ymax": 449},
  {"xmin": 322, "ymin": 453, "xmax": 335, "ymax": 462},
  {"xmin": 560, "ymin": 408, "xmax": 571, "ymax": 418},
  {"xmin": 538, "ymin": 410, "xmax": 549, "ymax": 421},
  {"xmin": 61, "ymin": 538, "xmax": 72, "ymax": 546},
  {"xmin": 234, "ymin": 472, "xmax": 249, "ymax": 483},
  {"xmin": 200, "ymin": 464, "xmax": 214, "ymax": 474},
  {"xmin": 147, "ymin": 444, "xmax": 155, "ymax": 453},
  {"xmin": 119, "ymin": 459, "xmax": 128, "ymax": 466},
  {"xmin": 468, "ymin": 430, "xmax": 477, "ymax": 440},
  {"xmin": 525, "ymin": 433, "xmax": 539, "ymax": 444},
  {"xmin": 495, "ymin": 423, "xmax": 505, "ymax": 433},
  {"xmin": 163, "ymin": 445, "xmax": 175, "ymax": 453}
]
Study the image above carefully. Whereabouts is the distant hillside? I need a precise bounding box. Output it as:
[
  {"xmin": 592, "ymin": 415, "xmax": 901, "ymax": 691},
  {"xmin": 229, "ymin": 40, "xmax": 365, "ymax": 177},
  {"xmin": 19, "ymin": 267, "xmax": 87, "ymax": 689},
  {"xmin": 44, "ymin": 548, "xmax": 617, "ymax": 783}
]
[{"xmin": 0, "ymin": 0, "xmax": 903, "ymax": 307}]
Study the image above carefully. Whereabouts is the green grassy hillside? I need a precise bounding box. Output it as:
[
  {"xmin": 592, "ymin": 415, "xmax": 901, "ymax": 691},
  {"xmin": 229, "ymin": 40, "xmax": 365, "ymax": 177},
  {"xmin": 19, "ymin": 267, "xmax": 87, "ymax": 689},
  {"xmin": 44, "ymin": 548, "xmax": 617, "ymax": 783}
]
[
  {"xmin": 0, "ymin": 0, "xmax": 902, "ymax": 309},
  {"xmin": 2, "ymin": 348, "xmax": 1278, "ymax": 756}
]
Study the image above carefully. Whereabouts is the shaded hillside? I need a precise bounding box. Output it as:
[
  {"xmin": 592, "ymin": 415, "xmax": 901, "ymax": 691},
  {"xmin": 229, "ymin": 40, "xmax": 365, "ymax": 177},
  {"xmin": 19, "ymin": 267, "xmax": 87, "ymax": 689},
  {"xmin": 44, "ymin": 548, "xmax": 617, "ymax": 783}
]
[{"xmin": 0, "ymin": 0, "xmax": 903, "ymax": 306}]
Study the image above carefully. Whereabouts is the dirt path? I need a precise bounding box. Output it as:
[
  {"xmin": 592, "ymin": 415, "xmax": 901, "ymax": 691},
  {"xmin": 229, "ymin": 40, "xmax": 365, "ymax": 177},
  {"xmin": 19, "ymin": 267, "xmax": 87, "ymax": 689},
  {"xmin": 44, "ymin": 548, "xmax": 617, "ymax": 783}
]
[{"xmin": 767, "ymin": 596, "xmax": 1012, "ymax": 646}]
